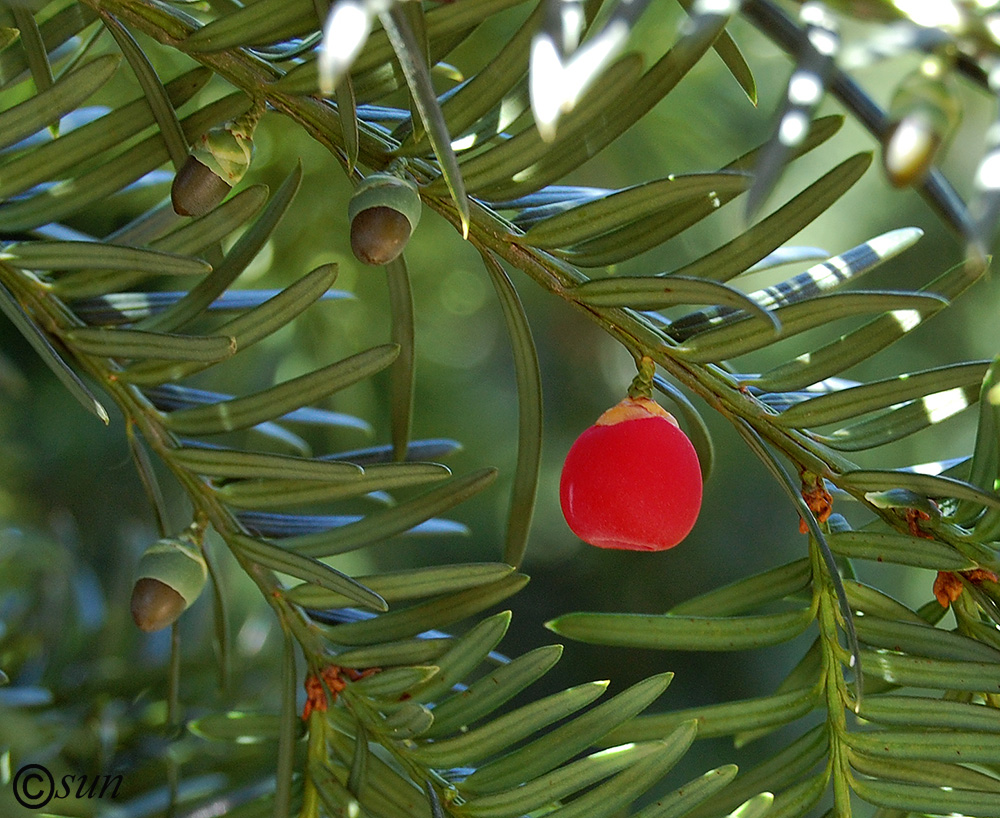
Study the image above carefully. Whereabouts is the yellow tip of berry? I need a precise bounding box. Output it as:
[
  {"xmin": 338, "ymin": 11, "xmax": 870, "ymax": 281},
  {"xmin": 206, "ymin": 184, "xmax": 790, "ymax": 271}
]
[{"xmin": 595, "ymin": 397, "xmax": 679, "ymax": 428}]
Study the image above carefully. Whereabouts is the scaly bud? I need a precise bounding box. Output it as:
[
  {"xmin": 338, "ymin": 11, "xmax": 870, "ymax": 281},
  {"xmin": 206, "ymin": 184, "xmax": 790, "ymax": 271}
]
[
  {"xmin": 172, "ymin": 103, "xmax": 262, "ymax": 216},
  {"xmin": 130, "ymin": 536, "xmax": 208, "ymax": 632},
  {"xmin": 882, "ymin": 57, "xmax": 961, "ymax": 188},
  {"xmin": 348, "ymin": 172, "xmax": 422, "ymax": 265}
]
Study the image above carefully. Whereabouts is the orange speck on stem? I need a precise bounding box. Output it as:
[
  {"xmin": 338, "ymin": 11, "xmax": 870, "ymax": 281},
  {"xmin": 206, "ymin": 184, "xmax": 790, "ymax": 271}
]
[
  {"xmin": 302, "ymin": 665, "xmax": 382, "ymax": 720},
  {"xmin": 302, "ymin": 673, "xmax": 328, "ymax": 720},
  {"xmin": 933, "ymin": 568, "xmax": 999, "ymax": 607},
  {"xmin": 798, "ymin": 476, "xmax": 833, "ymax": 534},
  {"xmin": 906, "ymin": 508, "xmax": 934, "ymax": 539}
]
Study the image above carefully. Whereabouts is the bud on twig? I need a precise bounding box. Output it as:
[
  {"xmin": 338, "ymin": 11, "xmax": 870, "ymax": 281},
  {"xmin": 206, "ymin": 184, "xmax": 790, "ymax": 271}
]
[
  {"xmin": 348, "ymin": 171, "xmax": 422, "ymax": 265},
  {"xmin": 130, "ymin": 535, "xmax": 208, "ymax": 632},
  {"xmin": 171, "ymin": 101, "xmax": 263, "ymax": 217}
]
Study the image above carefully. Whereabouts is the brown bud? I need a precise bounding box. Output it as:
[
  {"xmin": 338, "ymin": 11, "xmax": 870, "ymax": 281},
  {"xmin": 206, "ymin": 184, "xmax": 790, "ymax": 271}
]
[
  {"xmin": 171, "ymin": 156, "xmax": 232, "ymax": 217},
  {"xmin": 350, "ymin": 206, "xmax": 413, "ymax": 266},
  {"xmin": 347, "ymin": 172, "xmax": 421, "ymax": 266},
  {"xmin": 130, "ymin": 576, "xmax": 187, "ymax": 633}
]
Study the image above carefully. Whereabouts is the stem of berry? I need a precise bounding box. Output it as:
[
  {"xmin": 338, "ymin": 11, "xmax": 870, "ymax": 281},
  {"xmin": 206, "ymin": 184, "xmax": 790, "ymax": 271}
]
[{"xmin": 627, "ymin": 356, "xmax": 656, "ymax": 400}]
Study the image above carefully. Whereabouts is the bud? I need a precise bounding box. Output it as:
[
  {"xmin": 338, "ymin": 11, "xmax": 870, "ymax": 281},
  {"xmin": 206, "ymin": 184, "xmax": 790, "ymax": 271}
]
[
  {"xmin": 171, "ymin": 155, "xmax": 234, "ymax": 217},
  {"xmin": 882, "ymin": 58, "xmax": 961, "ymax": 189},
  {"xmin": 348, "ymin": 172, "xmax": 421, "ymax": 265},
  {"xmin": 171, "ymin": 105, "xmax": 260, "ymax": 217},
  {"xmin": 130, "ymin": 537, "xmax": 208, "ymax": 632}
]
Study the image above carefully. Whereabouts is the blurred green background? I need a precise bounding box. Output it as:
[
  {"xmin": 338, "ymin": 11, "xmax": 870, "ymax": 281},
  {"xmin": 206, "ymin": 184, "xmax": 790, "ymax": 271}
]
[{"xmin": 3, "ymin": 0, "xmax": 1000, "ymax": 808}]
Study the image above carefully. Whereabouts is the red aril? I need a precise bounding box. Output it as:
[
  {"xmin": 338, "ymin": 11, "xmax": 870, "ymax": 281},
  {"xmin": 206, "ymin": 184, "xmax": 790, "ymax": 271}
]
[{"xmin": 560, "ymin": 396, "xmax": 702, "ymax": 551}]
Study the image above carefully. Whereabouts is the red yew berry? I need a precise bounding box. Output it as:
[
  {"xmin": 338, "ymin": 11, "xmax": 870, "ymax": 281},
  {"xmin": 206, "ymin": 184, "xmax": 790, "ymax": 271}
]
[{"xmin": 560, "ymin": 396, "xmax": 703, "ymax": 551}]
